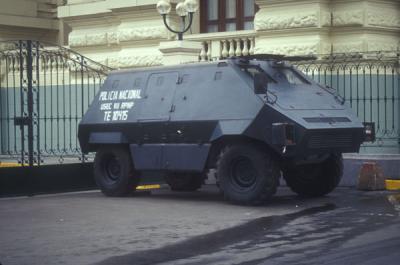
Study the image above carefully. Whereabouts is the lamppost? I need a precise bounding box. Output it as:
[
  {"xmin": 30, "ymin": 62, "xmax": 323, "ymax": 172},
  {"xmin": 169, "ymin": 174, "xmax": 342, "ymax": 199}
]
[{"xmin": 156, "ymin": 0, "xmax": 198, "ymax": 41}]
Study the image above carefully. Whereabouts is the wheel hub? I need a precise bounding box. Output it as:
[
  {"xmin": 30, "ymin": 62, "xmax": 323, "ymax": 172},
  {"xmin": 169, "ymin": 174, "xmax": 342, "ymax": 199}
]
[
  {"xmin": 231, "ymin": 157, "xmax": 257, "ymax": 188},
  {"xmin": 105, "ymin": 156, "xmax": 121, "ymax": 182}
]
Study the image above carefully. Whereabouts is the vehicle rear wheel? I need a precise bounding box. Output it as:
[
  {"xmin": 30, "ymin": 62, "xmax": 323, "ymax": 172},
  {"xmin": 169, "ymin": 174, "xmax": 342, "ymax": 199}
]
[
  {"xmin": 165, "ymin": 173, "xmax": 203, "ymax": 191},
  {"xmin": 94, "ymin": 146, "xmax": 140, "ymax": 196},
  {"xmin": 282, "ymin": 154, "xmax": 343, "ymax": 197},
  {"xmin": 216, "ymin": 144, "xmax": 279, "ymax": 205}
]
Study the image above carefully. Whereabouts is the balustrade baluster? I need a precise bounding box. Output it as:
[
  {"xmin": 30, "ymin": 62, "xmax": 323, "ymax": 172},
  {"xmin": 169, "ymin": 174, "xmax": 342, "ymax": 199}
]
[
  {"xmin": 235, "ymin": 39, "xmax": 242, "ymax": 57},
  {"xmin": 221, "ymin": 40, "xmax": 228, "ymax": 58},
  {"xmin": 228, "ymin": 39, "xmax": 235, "ymax": 57}
]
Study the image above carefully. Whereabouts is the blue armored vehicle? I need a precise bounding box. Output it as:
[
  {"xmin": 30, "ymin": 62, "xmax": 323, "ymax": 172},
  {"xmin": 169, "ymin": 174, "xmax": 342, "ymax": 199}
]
[{"xmin": 78, "ymin": 55, "xmax": 374, "ymax": 205}]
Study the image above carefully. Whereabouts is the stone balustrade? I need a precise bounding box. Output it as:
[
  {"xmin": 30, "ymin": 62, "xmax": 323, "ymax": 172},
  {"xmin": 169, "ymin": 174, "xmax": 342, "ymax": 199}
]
[{"xmin": 185, "ymin": 30, "xmax": 256, "ymax": 61}]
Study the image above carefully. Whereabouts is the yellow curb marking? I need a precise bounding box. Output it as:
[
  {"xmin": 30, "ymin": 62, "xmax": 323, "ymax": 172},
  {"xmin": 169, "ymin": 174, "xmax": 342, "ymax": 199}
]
[
  {"xmin": 0, "ymin": 162, "xmax": 22, "ymax": 168},
  {"xmin": 386, "ymin": 179, "xmax": 400, "ymax": 191},
  {"xmin": 136, "ymin": 184, "xmax": 161, "ymax": 190}
]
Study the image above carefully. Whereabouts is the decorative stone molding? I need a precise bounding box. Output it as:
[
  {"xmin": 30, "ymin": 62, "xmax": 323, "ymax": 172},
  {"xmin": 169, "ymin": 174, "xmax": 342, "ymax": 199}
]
[
  {"xmin": 254, "ymin": 43, "xmax": 318, "ymax": 55},
  {"xmin": 367, "ymin": 41, "xmax": 399, "ymax": 52},
  {"xmin": 85, "ymin": 32, "xmax": 108, "ymax": 46},
  {"xmin": 367, "ymin": 10, "xmax": 400, "ymax": 28},
  {"xmin": 255, "ymin": 12, "xmax": 319, "ymax": 31},
  {"xmin": 69, "ymin": 34, "xmax": 87, "ymax": 47},
  {"xmin": 107, "ymin": 54, "xmax": 163, "ymax": 69},
  {"xmin": 69, "ymin": 26, "xmax": 169, "ymax": 47},
  {"xmin": 107, "ymin": 32, "xmax": 118, "ymax": 45},
  {"xmin": 321, "ymin": 43, "xmax": 332, "ymax": 55},
  {"xmin": 333, "ymin": 42, "xmax": 364, "ymax": 53},
  {"xmin": 118, "ymin": 26, "xmax": 168, "ymax": 42},
  {"xmin": 321, "ymin": 11, "xmax": 331, "ymax": 27},
  {"xmin": 332, "ymin": 10, "xmax": 364, "ymax": 26}
]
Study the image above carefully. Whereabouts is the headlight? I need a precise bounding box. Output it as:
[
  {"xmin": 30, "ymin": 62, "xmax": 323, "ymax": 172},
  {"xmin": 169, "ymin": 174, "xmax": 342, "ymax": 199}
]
[{"xmin": 363, "ymin": 122, "xmax": 375, "ymax": 142}]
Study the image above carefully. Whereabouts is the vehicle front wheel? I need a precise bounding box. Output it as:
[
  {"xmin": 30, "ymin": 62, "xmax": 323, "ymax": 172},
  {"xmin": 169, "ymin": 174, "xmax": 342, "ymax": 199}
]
[
  {"xmin": 94, "ymin": 146, "xmax": 140, "ymax": 196},
  {"xmin": 282, "ymin": 154, "xmax": 343, "ymax": 197},
  {"xmin": 216, "ymin": 144, "xmax": 280, "ymax": 205}
]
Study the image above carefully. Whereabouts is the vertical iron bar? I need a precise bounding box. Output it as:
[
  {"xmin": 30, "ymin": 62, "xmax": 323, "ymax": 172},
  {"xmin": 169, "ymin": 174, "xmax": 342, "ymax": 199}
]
[
  {"xmin": 62, "ymin": 57, "xmax": 66, "ymax": 155},
  {"xmin": 26, "ymin": 40, "xmax": 34, "ymax": 167},
  {"xmin": 18, "ymin": 41, "xmax": 25, "ymax": 165},
  {"xmin": 384, "ymin": 65, "xmax": 387, "ymax": 137},
  {"xmin": 369, "ymin": 65, "xmax": 373, "ymax": 123},
  {"xmin": 75, "ymin": 63, "xmax": 78, "ymax": 153},
  {"xmin": 376, "ymin": 67, "xmax": 380, "ymax": 136},
  {"xmin": 43, "ymin": 55, "xmax": 48, "ymax": 157},
  {"xmin": 363, "ymin": 68, "xmax": 366, "ymax": 122},
  {"xmin": 56, "ymin": 56, "xmax": 60, "ymax": 156},
  {"xmin": 50, "ymin": 54, "xmax": 53, "ymax": 154},
  {"xmin": 356, "ymin": 65, "xmax": 359, "ymax": 116},
  {"xmin": 35, "ymin": 41, "xmax": 41, "ymax": 165},
  {"xmin": 5, "ymin": 56, "xmax": 10, "ymax": 155},
  {"xmin": 349, "ymin": 68, "xmax": 353, "ymax": 107},
  {"xmin": 69, "ymin": 64, "xmax": 73, "ymax": 153},
  {"xmin": 80, "ymin": 56, "xmax": 85, "ymax": 162}
]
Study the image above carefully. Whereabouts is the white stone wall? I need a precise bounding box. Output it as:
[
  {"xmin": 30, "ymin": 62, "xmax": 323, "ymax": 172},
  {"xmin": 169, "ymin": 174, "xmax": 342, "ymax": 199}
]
[
  {"xmin": 58, "ymin": 0, "xmax": 201, "ymax": 68},
  {"xmin": 0, "ymin": 0, "xmax": 64, "ymax": 44},
  {"xmin": 57, "ymin": 0, "xmax": 400, "ymax": 68},
  {"xmin": 255, "ymin": 0, "xmax": 400, "ymax": 55}
]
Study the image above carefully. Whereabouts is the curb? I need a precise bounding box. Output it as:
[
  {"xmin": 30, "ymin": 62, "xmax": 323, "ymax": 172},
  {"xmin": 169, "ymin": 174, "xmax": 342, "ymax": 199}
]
[{"xmin": 386, "ymin": 179, "xmax": 400, "ymax": 191}]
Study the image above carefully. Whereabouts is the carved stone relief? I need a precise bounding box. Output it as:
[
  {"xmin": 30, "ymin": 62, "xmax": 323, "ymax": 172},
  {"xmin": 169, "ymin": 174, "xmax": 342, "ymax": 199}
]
[
  {"xmin": 118, "ymin": 26, "xmax": 168, "ymax": 42},
  {"xmin": 333, "ymin": 42, "xmax": 364, "ymax": 53},
  {"xmin": 255, "ymin": 12, "xmax": 319, "ymax": 31},
  {"xmin": 367, "ymin": 10, "xmax": 400, "ymax": 28},
  {"xmin": 321, "ymin": 11, "xmax": 332, "ymax": 27},
  {"xmin": 69, "ymin": 26, "xmax": 168, "ymax": 48},
  {"xmin": 367, "ymin": 41, "xmax": 399, "ymax": 52},
  {"xmin": 254, "ymin": 43, "xmax": 318, "ymax": 55},
  {"xmin": 332, "ymin": 10, "xmax": 364, "ymax": 26},
  {"xmin": 108, "ymin": 54, "xmax": 163, "ymax": 68}
]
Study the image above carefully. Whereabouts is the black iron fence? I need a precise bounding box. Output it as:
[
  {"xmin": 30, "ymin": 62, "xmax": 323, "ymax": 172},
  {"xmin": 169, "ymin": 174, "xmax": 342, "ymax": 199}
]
[
  {"xmin": 0, "ymin": 41, "xmax": 399, "ymax": 166},
  {"xmin": 0, "ymin": 40, "xmax": 111, "ymax": 166},
  {"xmin": 293, "ymin": 52, "xmax": 400, "ymax": 153}
]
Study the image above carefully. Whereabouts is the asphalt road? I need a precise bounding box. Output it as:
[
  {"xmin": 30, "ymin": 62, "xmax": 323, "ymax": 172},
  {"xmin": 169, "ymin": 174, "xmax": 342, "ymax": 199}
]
[{"xmin": 0, "ymin": 186, "xmax": 399, "ymax": 265}]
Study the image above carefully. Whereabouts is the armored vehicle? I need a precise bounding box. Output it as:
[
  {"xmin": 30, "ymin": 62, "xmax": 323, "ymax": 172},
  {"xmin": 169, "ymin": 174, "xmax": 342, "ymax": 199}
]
[{"xmin": 78, "ymin": 55, "xmax": 374, "ymax": 205}]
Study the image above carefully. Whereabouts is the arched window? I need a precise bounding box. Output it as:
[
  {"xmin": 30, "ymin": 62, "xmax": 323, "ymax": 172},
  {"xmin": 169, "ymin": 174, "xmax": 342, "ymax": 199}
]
[{"xmin": 200, "ymin": 0, "xmax": 257, "ymax": 33}]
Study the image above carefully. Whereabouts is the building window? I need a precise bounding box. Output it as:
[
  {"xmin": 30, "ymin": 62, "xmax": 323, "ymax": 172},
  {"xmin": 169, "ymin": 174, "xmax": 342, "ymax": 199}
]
[{"xmin": 200, "ymin": 0, "xmax": 257, "ymax": 33}]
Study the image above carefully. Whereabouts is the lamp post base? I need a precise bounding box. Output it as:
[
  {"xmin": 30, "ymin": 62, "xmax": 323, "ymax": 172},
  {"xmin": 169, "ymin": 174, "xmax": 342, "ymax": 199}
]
[{"xmin": 159, "ymin": 40, "xmax": 202, "ymax": 66}]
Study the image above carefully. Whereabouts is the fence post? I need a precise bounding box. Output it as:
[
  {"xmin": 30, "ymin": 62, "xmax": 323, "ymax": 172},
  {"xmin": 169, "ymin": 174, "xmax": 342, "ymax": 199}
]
[
  {"xmin": 26, "ymin": 40, "xmax": 34, "ymax": 167},
  {"xmin": 398, "ymin": 51, "xmax": 400, "ymax": 150},
  {"xmin": 80, "ymin": 55, "xmax": 86, "ymax": 163}
]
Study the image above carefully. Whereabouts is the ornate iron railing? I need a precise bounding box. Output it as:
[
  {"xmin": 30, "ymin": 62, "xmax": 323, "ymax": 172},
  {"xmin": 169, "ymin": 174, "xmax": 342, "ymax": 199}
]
[
  {"xmin": 0, "ymin": 40, "xmax": 113, "ymax": 166},
  {"xmin": 0, "ymin": 41, "xmax": 399, "ymax": 166},
  {"xmin": 292, "ymin": 51, "xmax": 400, "ymax": 152}
]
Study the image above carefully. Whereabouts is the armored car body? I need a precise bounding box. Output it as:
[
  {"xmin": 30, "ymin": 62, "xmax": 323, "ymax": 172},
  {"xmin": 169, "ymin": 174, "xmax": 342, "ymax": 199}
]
[{"xmin": 78, "ymin": 56, "xmax": 374, "ymax": 205}]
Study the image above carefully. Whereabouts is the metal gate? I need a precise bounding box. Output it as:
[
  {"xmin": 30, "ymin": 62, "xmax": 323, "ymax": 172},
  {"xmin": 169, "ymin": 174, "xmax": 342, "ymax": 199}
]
[
  {"xmin": 0, "ymin": 40, "xmax": 111, "ymax": 166},
  {"xmin": 1, "ymin": 42, "xmax": 399, "ymax": 166},
  {"xmin": 293, "ymin": 52, "xmax": 400, "ymax": 154}
]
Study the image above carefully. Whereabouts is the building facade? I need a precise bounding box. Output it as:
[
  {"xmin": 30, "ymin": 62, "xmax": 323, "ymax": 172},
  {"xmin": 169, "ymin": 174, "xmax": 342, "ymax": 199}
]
[{"xmin": 57, "ymin": 0, "xmax": 400, "ymax": 68}]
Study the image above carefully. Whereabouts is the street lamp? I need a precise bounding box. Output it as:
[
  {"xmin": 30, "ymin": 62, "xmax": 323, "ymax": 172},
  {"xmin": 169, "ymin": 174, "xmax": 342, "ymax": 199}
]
[{"xmin": 156, "ymin": 0, "xmax": 198, "ymax": 41}]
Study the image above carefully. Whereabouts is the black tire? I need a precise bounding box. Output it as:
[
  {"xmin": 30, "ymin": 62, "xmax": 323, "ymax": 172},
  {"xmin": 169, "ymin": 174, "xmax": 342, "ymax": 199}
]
[
  {"xmin": 94, "ymin": 146, "xmax": 140, "ymax": 196},
  {"xmin": 216, "ymin": 144, "xmax": 280, "ymax": 205},
  {"xmin": 282, "ymin": 154, "xmax": 343, "ymax": 197},
  {"xmin": 165, "ymin": 173, "xmax": 203, "ymax": 191}
]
